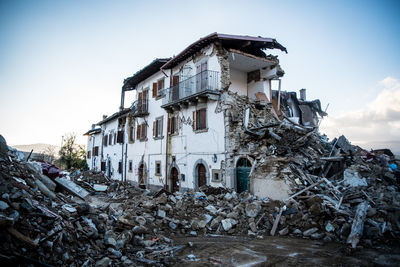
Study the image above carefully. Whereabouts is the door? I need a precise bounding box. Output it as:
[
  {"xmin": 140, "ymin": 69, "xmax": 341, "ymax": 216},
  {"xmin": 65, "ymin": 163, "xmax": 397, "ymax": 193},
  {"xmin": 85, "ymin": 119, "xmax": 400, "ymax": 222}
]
[
  {"xmin": 138, "ymin": 163, "xmax": 146, "ymax": 188},
  {"xmin": 196, "ymin": 62, "xmax": 208, "ymax": 91},
  {"xmin": 236, "ymin": 158, "xmax": 252, "ymax": 193},
  {"xmin": 172, "ymin": 76, "xmax": 180, "ymax": 101},
  {"xmin": 170, "ymin": 167, "xmax": 179, "ymax": 193},
  {"xmin": 236, "ymin": 167, "xmax": 251, "ymax": 193},
  {"xmin": 197, "ymin": 164, "xmax": 207, "ymax": 188}
]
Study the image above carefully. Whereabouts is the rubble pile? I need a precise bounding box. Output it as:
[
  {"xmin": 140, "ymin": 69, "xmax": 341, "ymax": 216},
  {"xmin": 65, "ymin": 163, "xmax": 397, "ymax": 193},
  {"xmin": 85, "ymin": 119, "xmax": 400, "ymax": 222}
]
[
  {"xmin": 0, "ymin": 110, "xmax": 399, "ymax": 266},
  {"xmin": 219, "ymin": 91, "xmax": 400, "ymax": 247},
  {"xmin": 0, "ymin": 137, "xmax": 183, "ymax": 266}
]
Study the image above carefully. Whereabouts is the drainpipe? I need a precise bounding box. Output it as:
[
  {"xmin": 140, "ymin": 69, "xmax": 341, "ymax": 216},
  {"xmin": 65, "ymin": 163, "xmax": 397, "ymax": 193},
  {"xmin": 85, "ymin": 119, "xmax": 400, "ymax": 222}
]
[
  {"xmin": 121, "ymin": 132, "xmax": 124, "ymax": 181},
  {"xmin": 164, "ymin": 113, "xmax": 169, "ymax": 189},
  {"xmin": 124, "ymin": 143, "xmax": 128, "ymax": 182},
  {"xmin": 92, "ymin": 135, "xmax": 95, "ymax": 169}
]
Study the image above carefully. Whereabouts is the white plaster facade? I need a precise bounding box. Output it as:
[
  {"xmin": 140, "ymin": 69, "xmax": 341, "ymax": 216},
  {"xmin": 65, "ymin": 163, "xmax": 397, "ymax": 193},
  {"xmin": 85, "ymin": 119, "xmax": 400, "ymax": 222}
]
[{"xmin": 85, "ymin": 33, "xmax": 290, "ymax": 193}]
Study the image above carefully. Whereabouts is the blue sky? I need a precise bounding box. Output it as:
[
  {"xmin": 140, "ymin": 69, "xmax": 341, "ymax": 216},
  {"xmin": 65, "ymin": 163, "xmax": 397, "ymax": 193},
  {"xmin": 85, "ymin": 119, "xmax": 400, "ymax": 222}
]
[{"xmin": 0, "ymin": 0, "xmax": 399, "ymax": 151}]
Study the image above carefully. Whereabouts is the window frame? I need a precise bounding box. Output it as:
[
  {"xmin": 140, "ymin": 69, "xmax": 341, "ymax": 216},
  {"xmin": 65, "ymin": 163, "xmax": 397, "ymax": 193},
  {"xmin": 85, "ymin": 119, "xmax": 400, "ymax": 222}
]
[
  {"xmin": 155, "ymin": 161, "xmax": 161, "ymax": 176},
  {"xmin": 128, "ymin": 160, "xmax": 133, "ymax": 172},
  {"xmin": 153, "ymin": 116, "xmax": 164, "ymax": 139},
  {"xmin": 193, "ymin": 108, "xmax": 207, "ymax": 132},
  {"xmin": 93, "ymin": 146, "xmax": 99, "ymax": 156}
]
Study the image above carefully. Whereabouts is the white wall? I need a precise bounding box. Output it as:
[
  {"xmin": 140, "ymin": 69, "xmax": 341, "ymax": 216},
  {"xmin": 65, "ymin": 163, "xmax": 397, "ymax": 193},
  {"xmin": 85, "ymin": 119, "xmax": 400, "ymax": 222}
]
[
  {"xmin": 229, "ymin": 68, "xmax": 247, "ymax": 95},
  {"xmin": 86, "ymin": 132, "xmax": 102, "ymax": 171}
]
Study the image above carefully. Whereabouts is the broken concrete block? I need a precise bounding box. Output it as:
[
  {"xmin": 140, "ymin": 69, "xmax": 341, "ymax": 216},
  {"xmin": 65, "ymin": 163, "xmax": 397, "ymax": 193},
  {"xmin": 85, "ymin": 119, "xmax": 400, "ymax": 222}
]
[
  {"xmin": 157, "ymin": 209, "xmax": 166, "ymax": 218},
  {"xmin": 221, "ymin": 219, "xmax": 232, "ymax": 231},
  {"xmin": 95, "ymin": 257, "xmax": 111, "ymax": 267},
  {"xmin": 303, "ymin": 227, "xmax": 318, "ymax": 237},
  {"xmin": 343, "ymin": 169, "xmax": 367, "ymax": 187},
  {"xmin": 245, "ymin": 202, "xmax": 261, "ymax": 217},
  {"xmin": 35, "ymin": 179, "xmax": 56, "ymax": 199},
  {"xmin": 55, "ymin": 177, "xmax": 89, "ymax": 199}
]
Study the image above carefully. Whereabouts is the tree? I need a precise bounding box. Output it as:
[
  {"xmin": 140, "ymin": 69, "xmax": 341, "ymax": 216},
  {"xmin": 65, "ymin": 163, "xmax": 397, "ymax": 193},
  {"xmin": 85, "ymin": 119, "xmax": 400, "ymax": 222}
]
[{"xmin": 58, "ymin": 133, "xmax": 87, "ymax": 170}]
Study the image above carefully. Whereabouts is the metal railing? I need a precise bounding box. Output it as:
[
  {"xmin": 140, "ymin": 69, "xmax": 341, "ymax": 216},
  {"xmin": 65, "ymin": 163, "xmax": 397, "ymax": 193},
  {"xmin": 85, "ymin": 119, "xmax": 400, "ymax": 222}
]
[
  {"xmin": 162, "ymin": 70, "xmax": 220, "ymax": 105},
  {"xmin": 131, "ymin": 98, "xmax": 149, "ymax": 116}
]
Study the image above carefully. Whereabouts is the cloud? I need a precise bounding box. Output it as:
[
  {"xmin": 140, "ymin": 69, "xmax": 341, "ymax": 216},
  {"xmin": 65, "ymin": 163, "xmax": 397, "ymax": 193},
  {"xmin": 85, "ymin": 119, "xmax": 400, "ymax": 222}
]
[{"xmin": 320, "ymin": 77, "xmax": 400, "ymax": 153}]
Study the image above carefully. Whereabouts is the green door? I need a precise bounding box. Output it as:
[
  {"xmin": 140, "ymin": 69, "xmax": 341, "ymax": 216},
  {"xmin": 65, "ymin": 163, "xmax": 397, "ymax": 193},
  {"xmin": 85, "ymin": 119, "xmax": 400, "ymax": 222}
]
[{"xmin": 236, "ymin": 167, "xmax": 251, "ymax": 193}]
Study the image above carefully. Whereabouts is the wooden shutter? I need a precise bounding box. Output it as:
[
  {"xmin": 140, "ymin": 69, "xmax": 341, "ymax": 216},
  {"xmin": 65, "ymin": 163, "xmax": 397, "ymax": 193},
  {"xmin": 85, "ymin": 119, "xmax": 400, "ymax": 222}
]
[
  {"xmin": 142, "ymin": 123, "xmax": 147, "ymax": 138},
  {"xmin": 160, "ymin": 118, "xmax": 163, "ymax": 137},
  {"xmin": 137, "ymin": 124, "xmax": 141, "ymax": 140},
  {"xmin": 153, "ymin": 121, "xmax": 156, "ymax": 137},
  {"xmin": 152, "ymin": 82, "xmax": 157, "ymax": 98},
  {"xmin": 104, "ymin": 135, "xmax": 108, "ymax": 146},
  {"xmin": 199, "ymin": 109, "xmax": 206, "ymax": 129},
  {"xmin": 193, "ymin": 111, "xmax": 197, "ymax": 130},
  {"xmin": 167, "ymin": 117, "xmax": 171, "ymax": 134},
  {"xmin": 138, "ymin": 92, "xmax": 143, "ymax": 111}
]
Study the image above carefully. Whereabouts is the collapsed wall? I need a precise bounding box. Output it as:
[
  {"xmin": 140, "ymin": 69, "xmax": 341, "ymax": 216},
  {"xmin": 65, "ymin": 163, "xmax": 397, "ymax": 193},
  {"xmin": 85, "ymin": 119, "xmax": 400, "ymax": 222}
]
[{"xmin": 217, "ymin": 90, "xmax": 329, "ymax": 200}]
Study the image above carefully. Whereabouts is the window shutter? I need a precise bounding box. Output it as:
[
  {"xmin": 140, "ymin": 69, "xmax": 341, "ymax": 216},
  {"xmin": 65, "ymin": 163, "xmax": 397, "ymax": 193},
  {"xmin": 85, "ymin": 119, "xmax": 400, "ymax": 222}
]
[
  {"xmin": 142, "ymin": 123, "xmax": 147, "ymax": 138},
  {"xmin": 193, "ymin": 111, "xmax": 197, "ymax": 130},
  {"xmin": 137, "ymin": 124, "xmax": 141, "ymax": 140},
  {"xmin": 153, "ymin": 121, "xmax": 156, "ymax": 137},
  {"xmin": 167, "ymin": 117, "xmax": 171, "ymax": 134},
  {"xmin": 160, "ymin": 118, "xmax": 163, "ymax": 137},
  {"xmin": 152, "ymin": 82, "xmax": 157, "ymax": 98},
  {"xmin": 200, "ymin": 109, "xmax": 206, "ymax": 129}
]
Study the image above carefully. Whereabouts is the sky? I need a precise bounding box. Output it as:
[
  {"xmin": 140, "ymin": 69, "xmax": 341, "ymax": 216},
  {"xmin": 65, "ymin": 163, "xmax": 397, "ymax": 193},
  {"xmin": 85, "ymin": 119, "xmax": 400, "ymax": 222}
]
[{"xmin": 0, "ymin": 0, "xmax": 399, "ymax": 152}]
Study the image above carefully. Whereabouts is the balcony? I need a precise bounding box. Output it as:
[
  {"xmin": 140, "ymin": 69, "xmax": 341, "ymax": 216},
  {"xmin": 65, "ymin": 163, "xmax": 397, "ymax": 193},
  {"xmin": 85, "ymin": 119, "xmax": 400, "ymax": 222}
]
[
  {"xmin": 131, "ymin": 98, "xmax": 149, "ymax": 117},
  {"xmin": 161, "ymin": 70, "xmax": 220, "ymax": 110}
]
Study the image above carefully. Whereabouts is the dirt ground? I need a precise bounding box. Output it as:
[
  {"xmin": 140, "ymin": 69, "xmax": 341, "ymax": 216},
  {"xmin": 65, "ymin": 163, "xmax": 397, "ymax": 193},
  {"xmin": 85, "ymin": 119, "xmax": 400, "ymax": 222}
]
[{"xmin": 173, "ymin": 236, "xmax": 400, "ymax": 267}]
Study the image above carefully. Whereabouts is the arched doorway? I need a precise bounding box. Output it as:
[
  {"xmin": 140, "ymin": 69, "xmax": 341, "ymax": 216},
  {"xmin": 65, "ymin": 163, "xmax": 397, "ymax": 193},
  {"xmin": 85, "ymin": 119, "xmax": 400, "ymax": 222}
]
[
  {"xmin": 236, "ymin": 158, "xmax": 252, "ymax": 193},
  {"xmin": 138, "ymin": 163, "xmax": 146, "ymax": 189},
  {"xmin": 170, "ymin": 167, "xmax": 179, "ymax": 193},
  {"xmin": 197, "ymin": 163, "xmax": 207, "ymax": 188}
]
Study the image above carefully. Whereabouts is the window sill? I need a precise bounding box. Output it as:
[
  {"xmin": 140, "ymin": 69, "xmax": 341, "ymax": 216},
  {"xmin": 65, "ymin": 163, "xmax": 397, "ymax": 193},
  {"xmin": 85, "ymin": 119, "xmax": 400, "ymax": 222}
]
[
  {"xmin": 153, "ymin": 136, "xmax": 164, "ymax": 140},
  {"xmin": 194, "ymin": 128, "xmax": 208, "ymax": 134},
  {"xmin": 170, "ymin": 132, "xmax": 179, "ymax": 137},
  {"xmin": 155, "ymin": 95, "xmax": 164, "ymax": 101},
  {"xmin": 155, "ymin": 173, "xmax": 162, "ymax": 176},
  {"xmin": 139, "ymin": 138, "xmax": 147, "ymax": 142}
]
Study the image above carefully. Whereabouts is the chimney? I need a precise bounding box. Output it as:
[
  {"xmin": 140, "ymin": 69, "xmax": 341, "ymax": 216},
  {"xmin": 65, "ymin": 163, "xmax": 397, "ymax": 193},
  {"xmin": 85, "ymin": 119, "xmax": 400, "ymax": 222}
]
[
  {"xmin": 300, "ymin": 88, "xmax": 306, "ymax": 101},
  {"xmin": 103, "ymin": 115, "xmax": 108, "ymax": 120},
  {"xmin": 91, "ymin": 124, "xmax": 95, "ymax": 129}
]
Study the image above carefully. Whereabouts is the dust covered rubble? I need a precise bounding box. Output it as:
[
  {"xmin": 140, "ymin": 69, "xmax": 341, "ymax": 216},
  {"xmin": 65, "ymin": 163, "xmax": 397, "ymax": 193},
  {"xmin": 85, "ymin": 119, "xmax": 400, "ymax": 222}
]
[{"xmin": 1, "ymin": 111, "xmax": 400, "ymax": 267}]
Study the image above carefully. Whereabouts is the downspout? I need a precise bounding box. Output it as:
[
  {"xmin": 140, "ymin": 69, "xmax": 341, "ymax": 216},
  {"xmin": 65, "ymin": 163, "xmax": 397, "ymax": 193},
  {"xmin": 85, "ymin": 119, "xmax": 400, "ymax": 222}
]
[
  {"xmin": 124, "ymin": 143, "xmax": 128, "ymax": 182},
  {"xmin": 164, "ymin": 113, "xmax": 169, "ymax": 189},
  {"xmin": 92, "ymin": 135, "xmax": 95, "ymax": 169},
  {"xmin": 120, "ymin": 86, "xmax": 125, "ymax": 111}
]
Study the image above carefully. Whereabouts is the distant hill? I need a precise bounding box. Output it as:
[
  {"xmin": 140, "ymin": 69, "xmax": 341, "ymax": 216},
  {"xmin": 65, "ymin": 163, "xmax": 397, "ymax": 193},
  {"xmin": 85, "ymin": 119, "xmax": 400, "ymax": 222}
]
[{"xmin": 11, "ymin": 143, "xmax": 60, "ymax": 155}]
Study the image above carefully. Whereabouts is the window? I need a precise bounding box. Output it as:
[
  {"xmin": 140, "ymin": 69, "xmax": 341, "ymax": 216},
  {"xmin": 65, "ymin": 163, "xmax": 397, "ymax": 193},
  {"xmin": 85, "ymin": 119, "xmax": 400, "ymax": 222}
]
[
  {"xmin": 152, "ymin": 78, "xmax": 165, "ymax": 98},
  {"xmin": 168, "ymin": 115, "xmax": 178, "ymax": 135},
  {"xmin": 113, "ymin": 132, "xmax": 117, "ymax": 145},
  {"xmin": 212, "ymin": 169, "xmax": 222, "ymax": 182},
  {"xmin": 117, "ymin": 130, "xmax": 124, "ymax": 143},
  {"xmin": 136, "ymin": 123, "xmax": 147, "ymax": 141},
  {"xmin": 93, "ymin": 146, "xmax": 99, "ymax": 156},
  {"xmin": 153, "ymin": 116, "xmax": 163, "ymax": 139},
  {"xmin": 128, "ymin": 160, "xmax": 133, "ymax": 172},
  {"xmin": 87, "ymin": 151, "xmax": 91, "ymax": 159},
  {"xmin": 193, "ymin": 108, "xmax": 207, "ymax": 131},
  {"xmin": 109, "ymin": 132, "xmax": 113, "ymax": 146},
  {"xmin": 155, "ymin": 161, "xmax": 161, "ymax": 176},
  {"xmin": 101, "ymin": 161, "xmax": 106, "ymax": 171},
  {"xmin": 138, "ymin": 90, "xmax": 149, "ymax": 113},
  {"xmin": 118, "ymin": 161, "xmax": 122, "ymax": 174},
  {"xmin": 103, "ymin": 135, "xmax": 108, "ymax": 147},
  {"xmin": 128, "ymin": 126, "xmax": 135, "ymax": 143}
]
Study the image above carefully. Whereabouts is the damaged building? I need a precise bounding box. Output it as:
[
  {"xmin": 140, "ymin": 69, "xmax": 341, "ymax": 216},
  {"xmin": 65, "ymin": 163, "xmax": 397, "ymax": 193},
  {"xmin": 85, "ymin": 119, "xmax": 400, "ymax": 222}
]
[{"xmin": 85, "ymin": 33, "xmax": 327, "ymax": 200}]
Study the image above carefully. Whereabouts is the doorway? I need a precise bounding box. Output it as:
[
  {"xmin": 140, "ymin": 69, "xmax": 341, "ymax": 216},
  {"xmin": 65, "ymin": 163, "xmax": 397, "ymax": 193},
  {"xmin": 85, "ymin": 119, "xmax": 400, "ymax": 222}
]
[
  {"xmin": 197, "ymin": 163, "xmax": 207, "ymax": 188},
  {"xmin": 138, "ymin": 163, "xmax": 146, "ymax": 189},
  {"xmin": 236, "ymin": 158, "xmax": 252, "ymax": 193},
  {"xmin": 170, "ymin": 167, "xmax": 180, "ymax": 193}
]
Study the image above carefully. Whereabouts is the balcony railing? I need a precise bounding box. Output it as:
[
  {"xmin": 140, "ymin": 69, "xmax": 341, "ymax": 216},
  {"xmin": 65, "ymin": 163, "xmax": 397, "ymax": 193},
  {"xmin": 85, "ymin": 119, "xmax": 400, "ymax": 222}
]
[
  {"xmin": 162, "ymin": 70, "xmax": 220, "ymax": 106},
  {"xmin": 131, "ymin": 98, "xmax": 149, "ymax": 116}
]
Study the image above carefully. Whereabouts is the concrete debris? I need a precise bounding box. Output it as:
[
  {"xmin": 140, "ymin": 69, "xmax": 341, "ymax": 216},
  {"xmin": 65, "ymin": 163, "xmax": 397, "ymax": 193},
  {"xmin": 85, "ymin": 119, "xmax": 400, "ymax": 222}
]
[{"xmin": 0, "ymin": 120, "xmax": 400, "ymax": 266}]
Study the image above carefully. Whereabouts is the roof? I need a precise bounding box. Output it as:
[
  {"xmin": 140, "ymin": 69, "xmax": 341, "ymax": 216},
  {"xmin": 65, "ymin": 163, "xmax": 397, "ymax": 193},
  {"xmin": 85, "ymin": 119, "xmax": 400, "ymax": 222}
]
[
  {"xmin": 96, "ymin": 108, "xmax": 130, "ymax": 125},
  {"xmin": 83, "ymin": 128, "xmax": 101, "ymax": 136},
  {"xmin": 123, "ymin": 58, "xmax": 171, "ymax": 91},
  {"xmin": 161, "ymin": 32, "xmax": 287, "ymax": 70}
]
